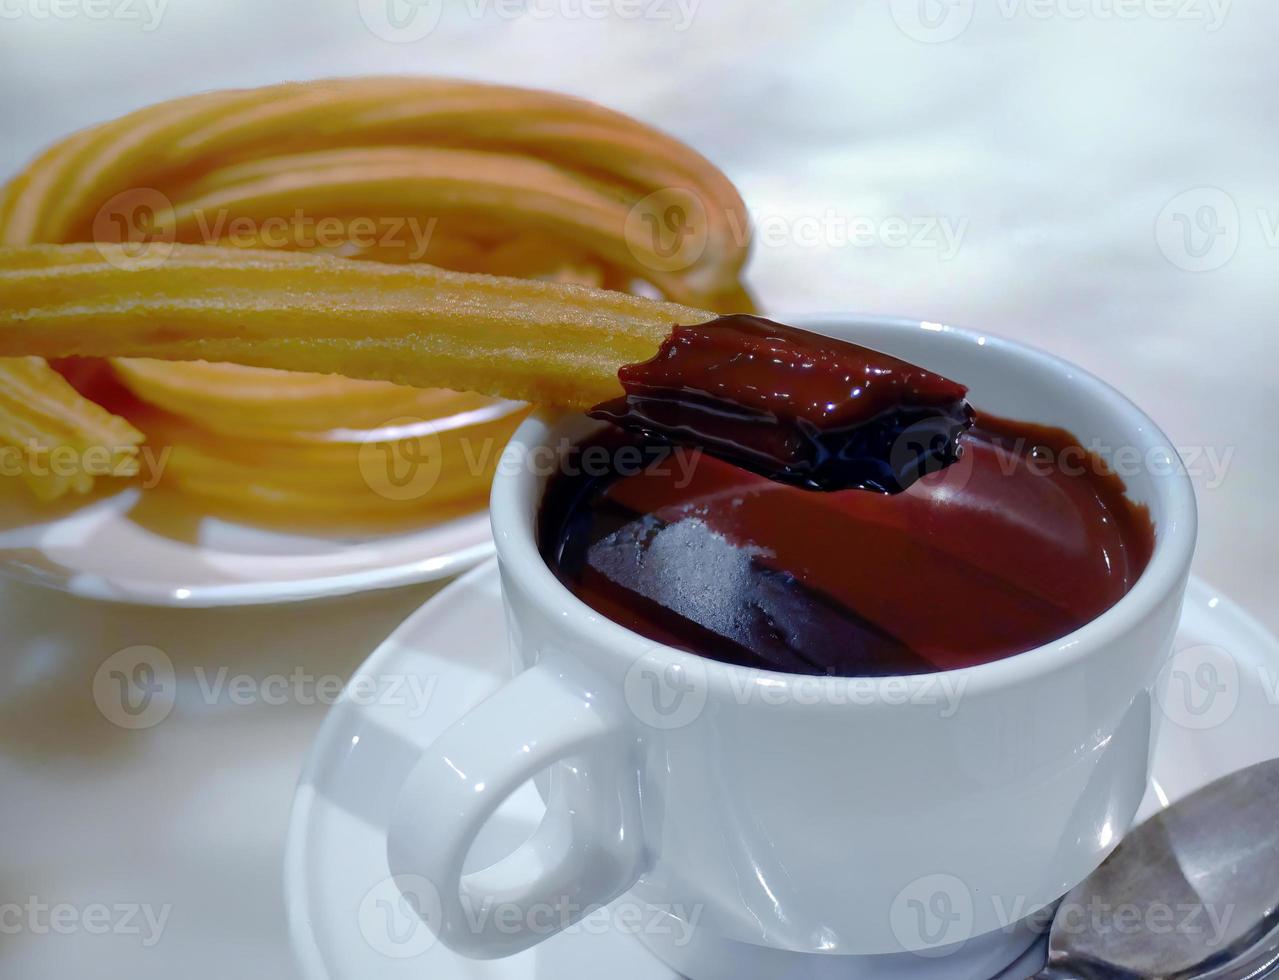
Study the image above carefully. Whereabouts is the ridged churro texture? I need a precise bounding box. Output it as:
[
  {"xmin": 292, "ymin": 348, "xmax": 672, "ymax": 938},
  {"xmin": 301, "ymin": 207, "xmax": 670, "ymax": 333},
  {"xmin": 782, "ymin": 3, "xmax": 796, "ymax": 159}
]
[
  {"xmin": 0, "ymin": 244, "xmax": 714, "ymax": 405},
  {"xmin": 0, "ymin": 77, "xmax": 751, "ymax": 511}
]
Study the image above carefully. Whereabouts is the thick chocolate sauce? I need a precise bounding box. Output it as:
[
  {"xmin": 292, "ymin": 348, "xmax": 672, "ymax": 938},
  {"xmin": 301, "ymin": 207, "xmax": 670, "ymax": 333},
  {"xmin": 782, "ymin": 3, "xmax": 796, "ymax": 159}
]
[
  {"xmin": 590, "ymin": 315, "xmax": 974, "ymax": 493},
  {"xmin": 539, "ymin": 418, "xmax": 1155, "ymax": 676}
]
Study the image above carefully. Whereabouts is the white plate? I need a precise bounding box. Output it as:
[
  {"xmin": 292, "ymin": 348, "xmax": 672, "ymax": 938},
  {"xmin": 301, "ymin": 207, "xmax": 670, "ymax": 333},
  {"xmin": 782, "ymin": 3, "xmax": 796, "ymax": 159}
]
[
  {"xmin": 285, "ymin": 563, "xmax": 1279, "ymax": 980},
  {"xmin": 0, "ymin": 481, "xmax": 494, "ymax": 607}
]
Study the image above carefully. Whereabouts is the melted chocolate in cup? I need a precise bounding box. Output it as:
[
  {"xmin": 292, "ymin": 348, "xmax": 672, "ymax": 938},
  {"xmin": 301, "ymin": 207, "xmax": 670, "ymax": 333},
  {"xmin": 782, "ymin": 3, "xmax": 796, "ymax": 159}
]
[
  {"xmin": 539, "ymin": 418, "xmax": 1155, "ymax": 677},
  {"xmin": 590, "ymin": 315, "xmax": 975, "ymax": 493},
  {"xmin": 559, "ymin": 317, "xmax": 1155, "ymax": 675}
]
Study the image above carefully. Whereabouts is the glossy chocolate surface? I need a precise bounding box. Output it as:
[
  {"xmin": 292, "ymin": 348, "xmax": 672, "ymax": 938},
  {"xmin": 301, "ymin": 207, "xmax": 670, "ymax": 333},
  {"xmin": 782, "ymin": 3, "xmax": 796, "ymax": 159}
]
[
  {"xmin": 590, "ymin": 315, "xmax": 974, "ymax": 493},
  {"xmin": 540, "ymin": 416, "xmax": 1155, "ymax": 676}
]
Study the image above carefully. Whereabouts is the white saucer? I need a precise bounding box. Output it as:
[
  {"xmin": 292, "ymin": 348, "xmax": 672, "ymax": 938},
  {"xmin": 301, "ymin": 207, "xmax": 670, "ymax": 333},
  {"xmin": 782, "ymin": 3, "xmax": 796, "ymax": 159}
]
[
  {"xmin": 285, "ymin": 563, "xmax": 1279, "ymax": 979},
  {"xmin": 0, "ymin": 481, "xmax": 493, "ymax": 607}
]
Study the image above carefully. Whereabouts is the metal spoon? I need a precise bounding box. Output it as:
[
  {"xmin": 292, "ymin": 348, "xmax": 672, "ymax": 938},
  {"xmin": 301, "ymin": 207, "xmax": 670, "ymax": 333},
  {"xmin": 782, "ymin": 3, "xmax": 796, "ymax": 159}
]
[{"xmin": 1031, "ymin": 757, "xmax": 1279, "ymax": 979}]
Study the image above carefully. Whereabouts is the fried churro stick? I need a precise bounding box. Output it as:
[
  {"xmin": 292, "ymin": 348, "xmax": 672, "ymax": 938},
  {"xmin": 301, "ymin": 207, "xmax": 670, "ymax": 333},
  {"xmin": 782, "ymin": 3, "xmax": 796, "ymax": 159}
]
[
  {"xmin": 112, "ymin": 359, "xmax": 500, "ymax": 437},
  {"xmin": 0, "ymin": 77, "xmax": 753, "ymax": 501},
  {"xmin": 1, "ymin": 78, "xmax": 748, "ymax": 275},
  {"xmin": 0, "ymin": 244, "xmax": 975, "ymax": 496},
  {"xmin": 0, "ymin": 244, "xmax": 713, "ymax": 408},
  {"xmin": 0, "ymin": 357, "xmax": 142, "ymax": 500},
  {"xmin": 164, "ymin": 147, "xmax": 710, "ymax": 301},
  {"xmin": 133, "ymin": 400, "xmax": 524, "ymax": 520}
]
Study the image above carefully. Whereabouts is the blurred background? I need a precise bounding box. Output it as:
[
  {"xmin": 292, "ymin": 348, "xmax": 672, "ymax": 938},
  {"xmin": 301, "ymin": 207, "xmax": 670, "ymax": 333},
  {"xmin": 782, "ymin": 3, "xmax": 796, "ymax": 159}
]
[{"xmin": 1, "ymin": 1, "xmax": 1275, "ymax": 977}]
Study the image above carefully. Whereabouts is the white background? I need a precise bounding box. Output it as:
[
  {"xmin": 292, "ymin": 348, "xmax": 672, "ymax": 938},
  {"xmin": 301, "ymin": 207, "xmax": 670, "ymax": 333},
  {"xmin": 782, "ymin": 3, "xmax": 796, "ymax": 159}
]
[{"xmin": 1, "ymin": 1, "xmax": 1276, "ymax": 977}]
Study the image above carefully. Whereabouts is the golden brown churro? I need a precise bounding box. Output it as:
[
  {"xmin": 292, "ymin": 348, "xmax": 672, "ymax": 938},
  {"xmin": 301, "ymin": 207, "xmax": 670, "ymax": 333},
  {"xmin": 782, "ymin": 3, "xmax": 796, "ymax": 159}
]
[
  {"xmin": 0, "ymin": 244, "xmax": 712, "ymax": 407},
  {"xmin": 0, "ymin": 77, "xmax": 751, "ymax": 509},
  {"xmin": 0, "ymin": 356, "xmax": 143, "ymax": 501}
]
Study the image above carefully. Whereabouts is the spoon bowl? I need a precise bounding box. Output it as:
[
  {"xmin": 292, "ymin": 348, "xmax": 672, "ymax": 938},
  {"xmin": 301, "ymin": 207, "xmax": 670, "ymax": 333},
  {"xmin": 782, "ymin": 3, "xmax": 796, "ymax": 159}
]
[{"xmin": 1035, "ymin": 758, "xmax": 1279, "ymax": 979}]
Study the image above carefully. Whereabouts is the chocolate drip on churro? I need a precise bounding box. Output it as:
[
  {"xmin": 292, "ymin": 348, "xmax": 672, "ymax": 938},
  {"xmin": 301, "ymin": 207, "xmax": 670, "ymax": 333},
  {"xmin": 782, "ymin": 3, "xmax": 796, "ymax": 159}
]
[{"xmin": 590, "ymin": 315, "xmax": 974, "ymax": 493}]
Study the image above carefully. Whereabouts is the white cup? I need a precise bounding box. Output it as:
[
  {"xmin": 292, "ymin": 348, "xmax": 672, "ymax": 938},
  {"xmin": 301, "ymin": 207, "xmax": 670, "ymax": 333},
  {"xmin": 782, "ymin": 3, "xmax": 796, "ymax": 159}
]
[{"xmin": 387, "ymin": 315, "xmax": 1197, "ymax": 979}]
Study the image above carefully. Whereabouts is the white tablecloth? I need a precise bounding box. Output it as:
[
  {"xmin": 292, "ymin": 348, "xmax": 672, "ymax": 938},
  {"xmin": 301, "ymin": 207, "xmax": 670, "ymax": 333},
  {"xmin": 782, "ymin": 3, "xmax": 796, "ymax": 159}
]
[{"xmin": 1, "ymin": 2, "xmax": 1275, "ymax": 976}]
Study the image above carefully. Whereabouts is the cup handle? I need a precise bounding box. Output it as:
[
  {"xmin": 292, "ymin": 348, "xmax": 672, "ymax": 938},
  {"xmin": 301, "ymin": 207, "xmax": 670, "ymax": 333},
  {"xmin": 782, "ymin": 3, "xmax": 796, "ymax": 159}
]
[{"xmin": 386, "ymin": 662, "xmax": 644, "ymax": 958}]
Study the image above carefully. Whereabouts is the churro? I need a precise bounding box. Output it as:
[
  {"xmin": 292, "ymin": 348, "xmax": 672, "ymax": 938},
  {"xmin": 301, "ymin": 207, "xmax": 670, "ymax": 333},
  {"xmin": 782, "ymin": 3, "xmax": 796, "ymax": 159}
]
[
  {"xmin": 0, "ymin": 247, "xmax": 976, "ymax": 495},
  {"xmin": 0, "ymin": 77, "xmax": 752, "ymax": 506},
  {"xmin": 0, "ymin": 356, "xmax": 142, "ymax": 501},
  {"xmin": 131, "ymin": 400, "xmax": 520, "ymax": 519},
  {"xmin": 0, "ymin": 243, "xmax": 712, "ymax": 408},
  {"xmin": 110, "ymin": 360, "xmax": 495, "ymax": 439}
]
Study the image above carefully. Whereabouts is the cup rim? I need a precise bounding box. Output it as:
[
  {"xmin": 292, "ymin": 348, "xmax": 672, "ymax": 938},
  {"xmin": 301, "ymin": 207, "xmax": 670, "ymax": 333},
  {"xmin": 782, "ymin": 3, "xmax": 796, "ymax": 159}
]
[{"xmin": 488, "ymin": 313, "xmax": 1198, "ymax": 701}]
